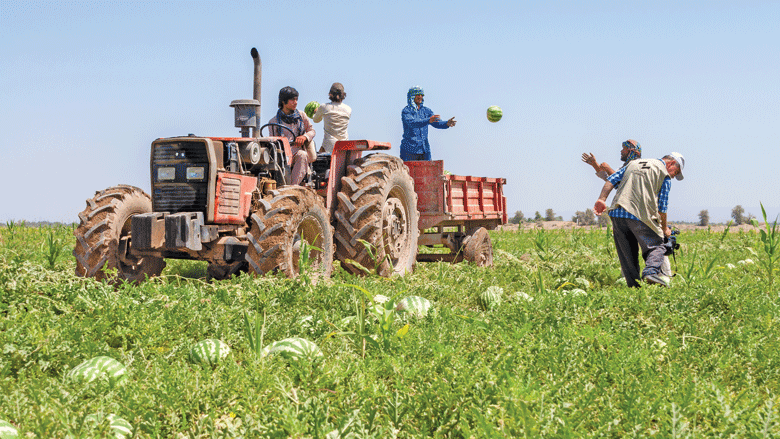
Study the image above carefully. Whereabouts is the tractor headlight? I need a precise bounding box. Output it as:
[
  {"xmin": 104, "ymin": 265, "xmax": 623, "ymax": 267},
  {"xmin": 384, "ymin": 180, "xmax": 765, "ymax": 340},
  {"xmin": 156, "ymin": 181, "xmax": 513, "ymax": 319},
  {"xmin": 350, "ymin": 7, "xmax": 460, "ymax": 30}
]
[
  {"xmin": 186, "ymin": 166, "xmax": 205, "ymax": 180},
  {"xmin": 157, "ymin": 167, "xmax": 176, "ymax": 181}
]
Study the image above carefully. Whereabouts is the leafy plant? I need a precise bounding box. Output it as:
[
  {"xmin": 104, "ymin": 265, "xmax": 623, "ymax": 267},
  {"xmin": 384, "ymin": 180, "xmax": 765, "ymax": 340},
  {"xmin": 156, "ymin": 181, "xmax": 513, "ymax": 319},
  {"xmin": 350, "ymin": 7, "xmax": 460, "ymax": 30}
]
[
  {"xmin": 326, "ymin": 284, "xmax": 408, "ymax": 356},
  {"xmin": 42, "ymin": 228, "xmax": 65, "ymax": 269},
  {"xmin": 532, "ymin": 229, "xmax": 558, "ymax": 261},
  {"xmin": 344, "ymin": 239, "xmax": 392, "ymax": 276},
  {"xmin": 751, "ymin": 203, "xmax": 779, "ymax": 286},
  {"xmin": 296, "ymin": 238, "xmax": 322, "ymax": 285},
  {"xmin": 243, "ymin": 310, "xmax": 266, "ymax": 358}
]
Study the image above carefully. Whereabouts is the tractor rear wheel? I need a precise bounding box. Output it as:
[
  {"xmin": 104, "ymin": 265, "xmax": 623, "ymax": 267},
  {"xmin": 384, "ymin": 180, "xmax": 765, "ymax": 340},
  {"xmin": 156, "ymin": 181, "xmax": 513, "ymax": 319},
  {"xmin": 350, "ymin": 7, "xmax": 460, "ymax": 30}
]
[
  {"xmin": 334, "ymin": 153, "xmax": 419, "ymax": 276},
  {"xmin": 463, "ymin": 227, "xmax": 494, "ymax": 267},
  {"xmin": 73, "ymin": 185, "xmax": 165, "ymax": 284},
  {"xmin": 245, "ymin": 186, "xmax": 333, "ymax": 279}
]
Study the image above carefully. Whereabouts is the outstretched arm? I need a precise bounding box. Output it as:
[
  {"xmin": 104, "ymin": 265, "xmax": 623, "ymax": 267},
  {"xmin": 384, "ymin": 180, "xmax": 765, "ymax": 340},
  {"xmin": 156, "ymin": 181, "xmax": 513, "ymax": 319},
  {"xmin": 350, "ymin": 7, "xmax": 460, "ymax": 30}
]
[{"xmin": 582, "ymin": 152, "xmax": 600, "ymax": 172}]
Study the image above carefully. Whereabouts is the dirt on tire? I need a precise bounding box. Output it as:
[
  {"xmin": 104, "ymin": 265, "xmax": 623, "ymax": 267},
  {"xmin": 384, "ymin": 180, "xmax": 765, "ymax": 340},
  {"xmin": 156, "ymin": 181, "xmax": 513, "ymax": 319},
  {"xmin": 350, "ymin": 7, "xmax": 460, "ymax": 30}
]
[
  {"xmin": 73, "ymin": 184, "xmax": 165, "ymax": 284},
  {"xmin": 334, "ymin": 153, "xmax": 419, "ymax": 276},
  {"xmin": 463, "ymin": 227, "xmax": 494, "ymax": 267},
  {"xmin": 245, "ymin": 186, "xmax": 333, "ymax": 279}
]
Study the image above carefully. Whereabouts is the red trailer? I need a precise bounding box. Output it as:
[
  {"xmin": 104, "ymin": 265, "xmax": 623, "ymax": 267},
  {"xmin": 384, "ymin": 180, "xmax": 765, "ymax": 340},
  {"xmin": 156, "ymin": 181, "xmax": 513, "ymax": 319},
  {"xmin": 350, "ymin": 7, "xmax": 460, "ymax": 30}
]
[{"xmin": 406, "ymin": 160, "xmax": 507, "ymax": 266}]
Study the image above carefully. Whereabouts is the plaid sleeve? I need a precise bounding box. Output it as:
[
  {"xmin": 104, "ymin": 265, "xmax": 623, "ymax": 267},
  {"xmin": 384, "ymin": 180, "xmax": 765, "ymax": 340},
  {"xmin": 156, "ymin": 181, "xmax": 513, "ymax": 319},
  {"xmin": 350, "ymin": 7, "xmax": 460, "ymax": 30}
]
[
  {"xmin": 658, "ymin": 177, "xmax": 671, "ymax": 213},
  {"xmin": 606, "ymin": 166, "xmax": 626, "ymax": 186}
]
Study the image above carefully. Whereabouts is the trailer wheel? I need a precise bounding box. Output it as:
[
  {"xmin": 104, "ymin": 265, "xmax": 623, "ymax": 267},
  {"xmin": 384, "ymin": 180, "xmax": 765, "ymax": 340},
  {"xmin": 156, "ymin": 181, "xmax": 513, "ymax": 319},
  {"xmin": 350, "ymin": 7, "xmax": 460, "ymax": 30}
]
[
  {"xmin": 73, "ymin": 185, "xmax": 165, "ymax": 284},
  {"xmin": 335, "ymin": 153, "xmax": 419, "ymax": 276},
  {"xmin": 245, "ymin": 186, "xmax": 333, "ymax": 279},
  {"xmin": 463, "ymin": 227, "xmax": 493, "ymax": 267}
]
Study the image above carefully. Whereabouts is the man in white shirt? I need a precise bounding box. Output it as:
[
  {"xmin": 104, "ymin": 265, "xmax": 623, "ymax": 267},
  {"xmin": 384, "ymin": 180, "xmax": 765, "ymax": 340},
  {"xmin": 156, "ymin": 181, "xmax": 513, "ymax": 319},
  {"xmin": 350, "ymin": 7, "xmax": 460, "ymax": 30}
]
[{"xmin": 312, "ymin": 83, "xmax": 351, "ymax": 153}]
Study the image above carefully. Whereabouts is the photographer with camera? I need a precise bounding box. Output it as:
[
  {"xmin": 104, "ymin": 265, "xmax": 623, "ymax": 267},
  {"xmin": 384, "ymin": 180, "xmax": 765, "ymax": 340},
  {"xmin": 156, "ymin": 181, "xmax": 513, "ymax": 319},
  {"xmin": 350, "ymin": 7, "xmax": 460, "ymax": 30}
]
[{"xmin": 594, "ymin": 152, "xmax": 685, "ymax": 288}]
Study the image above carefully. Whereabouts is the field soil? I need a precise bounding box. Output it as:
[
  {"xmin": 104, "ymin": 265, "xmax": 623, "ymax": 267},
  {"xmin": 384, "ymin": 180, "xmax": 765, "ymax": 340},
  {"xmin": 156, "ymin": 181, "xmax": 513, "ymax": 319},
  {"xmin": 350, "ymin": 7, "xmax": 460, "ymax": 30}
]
[{"xmin": 498, "ymin": 221, "xmax": 764, "ymax": 233}]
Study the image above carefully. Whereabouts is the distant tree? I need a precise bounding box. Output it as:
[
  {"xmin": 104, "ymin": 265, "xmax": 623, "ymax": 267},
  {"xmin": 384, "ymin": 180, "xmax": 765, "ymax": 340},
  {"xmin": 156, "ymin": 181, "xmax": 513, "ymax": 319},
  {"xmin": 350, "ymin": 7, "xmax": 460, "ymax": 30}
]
[
  {"xmin": 573, "ymin": 209, "xmax": 597, "ymax": 225},
  {"xmin": 509, "ymin": 210, "xmax": 524, "ymax": 224},
  {"xmin": 732, "ymin": 205, "xmax": 745, "ymax": 225},
  {"xmin": 534, "ymin": 211, "xmax": 543, "ymax": 221},
  {"xmin": 698, "ymin": 209, "xmax": 710, "ymax": 226},
  {"xmin": 597, "ymin": 212, "xmax": 610, "ymax": 227},
  {"xmin": 545, "ymin": 208, "xmax": 556, "ymax": 222}
]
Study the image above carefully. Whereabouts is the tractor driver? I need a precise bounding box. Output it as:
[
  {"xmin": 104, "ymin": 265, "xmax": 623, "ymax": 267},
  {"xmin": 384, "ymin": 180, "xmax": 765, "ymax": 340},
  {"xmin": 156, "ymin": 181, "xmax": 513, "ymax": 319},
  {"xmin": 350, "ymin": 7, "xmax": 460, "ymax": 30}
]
[{"xmin": 268, "ymin": 86, "xmax": 317, "ymax": 185}]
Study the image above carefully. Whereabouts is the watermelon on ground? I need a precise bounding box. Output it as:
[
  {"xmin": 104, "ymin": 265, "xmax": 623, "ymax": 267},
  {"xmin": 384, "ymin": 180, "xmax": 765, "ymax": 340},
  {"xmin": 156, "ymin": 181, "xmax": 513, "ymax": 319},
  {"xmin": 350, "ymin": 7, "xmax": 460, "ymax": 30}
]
[
  {"xmin": 190, "ymin": 339, "xmax": 231, "ymax": 366},
  {"xmin": 487, "ymin": 106, "xmax": 502, "ymax": 123},
  {"xmin": 304, "ymin": 101, "xmax": 320, "ymax": 118},
  {"xmin": 260, "ymin": 338, "xmax": 323, "ymax": 361},
  {"xmin": 85, "ymin": 414, "xmax": 132, "ymax": 439},
  {"xmin": 0, "ymin": 420, "xmax": 18, "ymax": 439},
  {"xmin": 68, "ymin": 356, "xmax": 127, "ymax": 385},
  {"xmin": 395, "ymin": 296, "xmax": 431, "ymax": 318},
  {"xmin": 478, "ymin": 286, "xmax": 503, "ymax": 311}
]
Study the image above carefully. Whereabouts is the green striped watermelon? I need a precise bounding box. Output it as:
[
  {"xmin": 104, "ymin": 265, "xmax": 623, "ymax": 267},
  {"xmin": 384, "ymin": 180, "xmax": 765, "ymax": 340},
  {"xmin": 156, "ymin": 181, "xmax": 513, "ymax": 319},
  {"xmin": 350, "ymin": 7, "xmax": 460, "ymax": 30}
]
[
  {"xmin": 260, "ymin": 338, "xmax": 323, "ymax": 361},
  {"xmin": 304, "ymin": 101, "xmax": 320, "ymax": 118},
  {"xmin": 190, "ymin": 339, "xmax": 231, "ymax": 366},
  {"xmin": 487, "ymin": 106, "xmax": 502, "ymax": 123},
  {"xmin": 85, "ymin": 414, "xmax": 132, "ymax": 439},
  {"xmin": 0, "ymin": 420, "xmax": 18, "ymax": 439},
  {"xmin": 478, "ymin": 286, "xmax": 503, "ymax": 311},
  {"xmin": 68, "ymin": 356, "xmax": 127, "ymax": 385},
  {"xmin": 395, "ymin": 296, "xmax": 431, "ymax": 318}
]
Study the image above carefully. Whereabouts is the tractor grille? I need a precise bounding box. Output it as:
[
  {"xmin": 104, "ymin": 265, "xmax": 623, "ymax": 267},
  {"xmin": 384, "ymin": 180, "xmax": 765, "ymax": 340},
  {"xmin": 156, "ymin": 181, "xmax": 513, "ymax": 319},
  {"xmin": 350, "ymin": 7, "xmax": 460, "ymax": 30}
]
[
  {"xmin": 153, "ymin": 184, "xmax": 208, "ymax": 213},
  {"xmin": 152, "ymin": 140, "xmax": 210, "ymax": 215},
  {"xmin": 217, "ymin": 177, "xmax": 241, "ymax": 217},
  {"xmin": 153, "ymin": 142, "xmax": 209, "ymax": 162}
]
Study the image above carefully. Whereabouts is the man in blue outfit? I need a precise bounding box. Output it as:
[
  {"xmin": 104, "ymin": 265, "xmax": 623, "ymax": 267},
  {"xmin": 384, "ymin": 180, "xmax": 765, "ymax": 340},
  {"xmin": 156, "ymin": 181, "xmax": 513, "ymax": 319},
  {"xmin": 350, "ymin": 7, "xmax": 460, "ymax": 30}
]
[
  {"xmin": 593, "ymin": 152, "xmax": 685, "ymax": 288},
  {"xmin": 400, "ymin": 86, "xmax": 456, "ymax": 161}
]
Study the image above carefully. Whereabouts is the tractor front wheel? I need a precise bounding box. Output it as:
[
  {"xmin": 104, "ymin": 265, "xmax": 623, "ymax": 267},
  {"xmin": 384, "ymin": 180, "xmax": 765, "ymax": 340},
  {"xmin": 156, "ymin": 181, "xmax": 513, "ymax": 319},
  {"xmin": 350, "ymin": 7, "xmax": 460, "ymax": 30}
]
[
  {"xmin": 73, "ymin": 185, "xmax": 165, "ymax": 284},
  {"xmin": 245, "ymin": 186, "xmax": 333, "ymax": 279}
]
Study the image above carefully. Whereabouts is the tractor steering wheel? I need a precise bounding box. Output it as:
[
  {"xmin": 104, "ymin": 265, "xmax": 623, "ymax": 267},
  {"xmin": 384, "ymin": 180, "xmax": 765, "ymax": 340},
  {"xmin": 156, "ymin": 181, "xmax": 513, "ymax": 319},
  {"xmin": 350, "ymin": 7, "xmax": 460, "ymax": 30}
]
[{"xmin": 259, "ymin": 123, "xmax": 297, "ymax": 140}]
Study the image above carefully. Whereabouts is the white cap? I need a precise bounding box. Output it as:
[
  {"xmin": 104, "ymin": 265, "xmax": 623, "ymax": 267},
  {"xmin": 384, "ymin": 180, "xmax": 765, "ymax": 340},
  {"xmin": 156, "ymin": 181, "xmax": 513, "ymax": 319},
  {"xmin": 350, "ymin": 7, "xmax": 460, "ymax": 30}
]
[{"xmin": 669, "ymin": 152, "xmax": 685, "ymax": 181}]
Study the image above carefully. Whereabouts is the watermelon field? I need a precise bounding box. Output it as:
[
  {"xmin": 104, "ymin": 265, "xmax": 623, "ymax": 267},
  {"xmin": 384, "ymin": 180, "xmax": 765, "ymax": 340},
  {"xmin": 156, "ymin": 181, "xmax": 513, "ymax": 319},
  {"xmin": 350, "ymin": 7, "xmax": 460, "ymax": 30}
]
[{"xmin": 1, "ymin": 219, "xmax": 780, "ymax": 437}]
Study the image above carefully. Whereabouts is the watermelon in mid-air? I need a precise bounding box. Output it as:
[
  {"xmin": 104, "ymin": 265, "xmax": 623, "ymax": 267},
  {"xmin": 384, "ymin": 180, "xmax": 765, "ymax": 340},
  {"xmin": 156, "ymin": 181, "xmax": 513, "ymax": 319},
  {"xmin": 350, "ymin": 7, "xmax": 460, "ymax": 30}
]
[
  {"xmin": 304, "ymin": 101, "xmax": 320, "ymax": 118},
  {"xmin": 487, "ymin": 106, "xmax": 502, "ymax": 123}
]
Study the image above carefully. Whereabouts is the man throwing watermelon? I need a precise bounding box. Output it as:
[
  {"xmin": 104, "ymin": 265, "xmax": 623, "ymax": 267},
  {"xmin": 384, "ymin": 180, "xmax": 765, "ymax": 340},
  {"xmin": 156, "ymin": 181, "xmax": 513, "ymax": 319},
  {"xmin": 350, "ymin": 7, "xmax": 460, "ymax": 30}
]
[{"xmin": 400, "ymin": 86, "xmax": 456, "ymax": 161}]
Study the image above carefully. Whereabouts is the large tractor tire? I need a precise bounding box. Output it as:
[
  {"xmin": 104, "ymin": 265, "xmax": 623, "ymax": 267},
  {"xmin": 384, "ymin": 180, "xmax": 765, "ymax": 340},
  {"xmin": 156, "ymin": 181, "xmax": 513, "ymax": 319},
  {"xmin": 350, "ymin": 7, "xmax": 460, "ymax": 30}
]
[
  {"xmin": 463, "ymin": 227, "xmax": 494, "ymax": 267},
  {"xmin": 245, "ymin": 186, "xmax": 333, "ymax": 279},
  {"xmin": 73, "ymin": 185, "xmax": 165, "ymax": 284},
  {"xmin": 334, "ymin": 153, "xmax": 419, "ymax": 276}
]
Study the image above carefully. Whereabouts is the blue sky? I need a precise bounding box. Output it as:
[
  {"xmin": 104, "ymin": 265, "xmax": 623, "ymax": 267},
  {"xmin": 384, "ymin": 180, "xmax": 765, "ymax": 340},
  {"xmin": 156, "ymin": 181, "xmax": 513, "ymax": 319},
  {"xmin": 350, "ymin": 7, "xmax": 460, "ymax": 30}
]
[{"xmin": 1, "ymin": 1, "xmax": 778, "ymax": 224}]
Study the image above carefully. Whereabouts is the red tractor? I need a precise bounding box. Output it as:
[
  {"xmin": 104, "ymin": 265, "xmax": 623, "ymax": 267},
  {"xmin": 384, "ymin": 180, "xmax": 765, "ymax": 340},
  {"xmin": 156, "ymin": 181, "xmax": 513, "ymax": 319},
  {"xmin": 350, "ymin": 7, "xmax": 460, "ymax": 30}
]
[{"xmin": 73, "ymin": 48, "xmax": 505, "ymax": 283}]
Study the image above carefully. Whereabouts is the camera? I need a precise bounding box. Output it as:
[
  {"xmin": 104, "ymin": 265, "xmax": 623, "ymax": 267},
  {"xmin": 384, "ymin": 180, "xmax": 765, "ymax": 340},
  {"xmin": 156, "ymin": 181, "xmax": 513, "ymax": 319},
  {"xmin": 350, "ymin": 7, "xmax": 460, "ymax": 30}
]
[{"xmin": 663, "ymin": 227, "xmax": 680, "ymax": 256}]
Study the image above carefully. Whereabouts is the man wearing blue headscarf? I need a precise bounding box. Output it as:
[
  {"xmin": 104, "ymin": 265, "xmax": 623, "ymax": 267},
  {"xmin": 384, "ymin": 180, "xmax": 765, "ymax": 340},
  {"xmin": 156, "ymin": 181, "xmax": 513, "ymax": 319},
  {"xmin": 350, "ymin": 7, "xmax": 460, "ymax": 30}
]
[
  {"xmin": 582, "ymin": 139, "xmax": 642, "ymax": 181},
  {"xmin": 400, "ymin": 86, "xmax": 456, "ymax": 161}
]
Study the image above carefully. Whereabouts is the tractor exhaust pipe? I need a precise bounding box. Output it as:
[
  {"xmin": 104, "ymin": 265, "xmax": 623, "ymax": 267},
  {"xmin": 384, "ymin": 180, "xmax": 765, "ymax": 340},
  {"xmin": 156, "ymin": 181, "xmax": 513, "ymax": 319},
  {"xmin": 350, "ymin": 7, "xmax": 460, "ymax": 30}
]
[{"xmin": 251, "ymin": 47, "xmax": 261, "ymax": 138}]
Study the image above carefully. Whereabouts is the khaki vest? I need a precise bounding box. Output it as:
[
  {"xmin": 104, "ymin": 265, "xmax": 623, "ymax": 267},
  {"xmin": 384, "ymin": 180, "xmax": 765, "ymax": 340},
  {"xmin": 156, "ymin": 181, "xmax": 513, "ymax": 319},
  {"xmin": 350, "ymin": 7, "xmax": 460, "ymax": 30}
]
[{"xmin": 609, "ymin": 159, "xmax": 670, "ymax": 237}]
